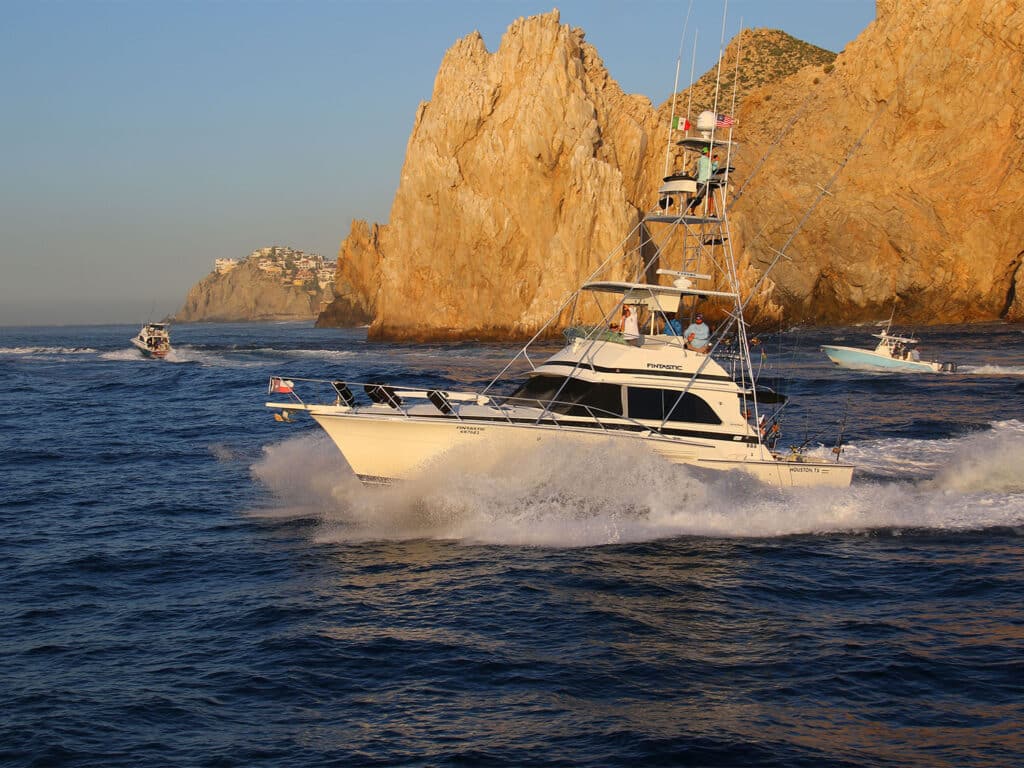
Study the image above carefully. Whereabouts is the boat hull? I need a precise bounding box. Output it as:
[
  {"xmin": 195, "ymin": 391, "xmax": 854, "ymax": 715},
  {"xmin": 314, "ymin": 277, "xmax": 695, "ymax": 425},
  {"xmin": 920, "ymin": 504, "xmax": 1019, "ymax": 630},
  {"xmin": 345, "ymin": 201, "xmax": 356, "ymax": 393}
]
[
  {"xmin": 309, "ymin": 410, "xmax": 854, "ymax": 489},
  {"xmin": 131, "ymin": 338, "xmax": 169, "ymax": 359},
  {"xmin": 821, "ymin": 344, "xmax": 942, "ymax": 372}
]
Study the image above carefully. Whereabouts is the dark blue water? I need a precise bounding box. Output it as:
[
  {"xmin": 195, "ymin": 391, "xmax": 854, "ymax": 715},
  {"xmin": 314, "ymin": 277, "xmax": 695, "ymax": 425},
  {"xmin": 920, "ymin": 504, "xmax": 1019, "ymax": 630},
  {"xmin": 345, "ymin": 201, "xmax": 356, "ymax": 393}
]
[{"xmin": 2, "ymin": 322, "xmax": 1023, "ymax": 767}]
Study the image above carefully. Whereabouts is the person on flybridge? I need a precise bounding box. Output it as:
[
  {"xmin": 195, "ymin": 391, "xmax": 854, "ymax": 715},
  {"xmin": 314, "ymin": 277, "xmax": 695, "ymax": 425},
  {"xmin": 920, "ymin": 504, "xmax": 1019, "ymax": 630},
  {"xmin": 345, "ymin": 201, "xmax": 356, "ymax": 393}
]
[
  {"xmin": 663, "ymin": 313, "xmax": 683, "ymax": 336},
  {"xmin": 687, "ymin": 147, "xmax": 715, "ymax": 217},
  {"xmin": 616, "ymin": 305, "xmax": 640, "ymax": 345},
  {"xmin": 683, "ymin": 313, "xmax": 711, "ymax": 353}
]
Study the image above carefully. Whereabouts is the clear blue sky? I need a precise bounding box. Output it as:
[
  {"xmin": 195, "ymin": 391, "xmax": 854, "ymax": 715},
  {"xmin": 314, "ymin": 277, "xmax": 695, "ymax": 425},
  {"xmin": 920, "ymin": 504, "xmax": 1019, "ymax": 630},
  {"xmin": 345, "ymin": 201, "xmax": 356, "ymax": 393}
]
[{"xmin": 0, "ymin": 0, "xmax": 874, "ymax": 325}]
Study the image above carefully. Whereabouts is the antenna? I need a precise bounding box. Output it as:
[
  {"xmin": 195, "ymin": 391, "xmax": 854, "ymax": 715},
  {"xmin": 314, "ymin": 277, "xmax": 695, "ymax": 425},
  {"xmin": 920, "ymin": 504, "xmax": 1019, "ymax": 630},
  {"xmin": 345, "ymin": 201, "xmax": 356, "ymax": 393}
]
[{"xmin": 663, "ymin": 0, "xmax": 695, "ymax": 178}]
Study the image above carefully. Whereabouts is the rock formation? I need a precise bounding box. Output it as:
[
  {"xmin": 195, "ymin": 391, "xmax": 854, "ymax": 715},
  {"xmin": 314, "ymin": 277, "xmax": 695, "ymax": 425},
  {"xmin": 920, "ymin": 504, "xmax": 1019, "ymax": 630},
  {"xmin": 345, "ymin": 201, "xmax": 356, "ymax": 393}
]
[
  {"xmin": 176, "ymin": 249, "xmax": 333, "ymax": 323},
  {"xmin": 320, "ymin": 2, "xmax": 1024, "ymax": 337},
  {"xmin": 731, "ymin": 0, "xmax": 1024, "ymax": 324},
  {"xmin": 315, "ymin": 220, "xmax": 378, "ymax": 328},
  {"xmin": 324, "ymin": 10, "xmax": 664, "ymax": 340}
]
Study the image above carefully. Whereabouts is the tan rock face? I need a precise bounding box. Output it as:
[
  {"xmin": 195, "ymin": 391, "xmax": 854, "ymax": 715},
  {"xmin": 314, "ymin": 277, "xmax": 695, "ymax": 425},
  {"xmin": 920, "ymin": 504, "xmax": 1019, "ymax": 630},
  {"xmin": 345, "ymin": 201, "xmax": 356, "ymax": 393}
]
[
  {"xmin": 326, "ymin": 11, "xmax": 662, "ymax": 340},
  {"xmin": 322, "ymin": 3, "xmax": 1024, "ymax": 337},
  {"xmin": 176, "ymin": 260, "xmax": 327, "ymax": 322},
  {"xmin": 314, "ymin": 220, "xmax": 377, "ymax": 328},
  {"xmin": 733, "ymin": 0, "xmax": 1024, "ymax": 323}
]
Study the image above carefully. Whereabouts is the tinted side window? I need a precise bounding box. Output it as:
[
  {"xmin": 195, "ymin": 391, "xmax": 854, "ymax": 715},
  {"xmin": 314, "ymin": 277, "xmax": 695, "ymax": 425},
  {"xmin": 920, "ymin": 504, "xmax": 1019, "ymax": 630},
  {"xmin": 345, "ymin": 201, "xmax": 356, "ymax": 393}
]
[
  {"xmin": 509, "ymin": 375, "xmax": 622, "ymax": 417},
  {"xmin": 509, "ymin": 375, "xmax": 565, "ymax": 404},
  {"xmin": 626, "ymin": 387, "xmax": 721, "ymax": 424}
]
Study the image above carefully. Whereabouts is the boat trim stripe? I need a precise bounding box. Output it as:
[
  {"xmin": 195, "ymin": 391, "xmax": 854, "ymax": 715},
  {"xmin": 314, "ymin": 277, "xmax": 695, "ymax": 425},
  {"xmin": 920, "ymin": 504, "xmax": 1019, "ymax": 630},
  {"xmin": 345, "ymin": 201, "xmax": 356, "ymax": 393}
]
[
  {"xmin": 316, "ymin": 410, "xmax": 761, "ymax": 445},
  {"xmin": 537, "ymin": 360, "xmax": 734, "ymax": 383}
]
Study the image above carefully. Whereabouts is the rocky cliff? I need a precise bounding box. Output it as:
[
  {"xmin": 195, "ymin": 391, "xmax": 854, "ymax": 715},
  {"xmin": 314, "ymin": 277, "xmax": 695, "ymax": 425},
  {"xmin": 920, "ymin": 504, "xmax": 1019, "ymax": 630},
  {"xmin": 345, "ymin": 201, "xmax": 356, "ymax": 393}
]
[
  {"xmin": 730, "ymin": 0, "xmax": 1024, "ymax": 323},
  {"xmin": 314, "ymin": 220, "xmax": 378, "ymax": 328},
  {"xmin": 334, "ymin": 10, "xmax": 663, "ymax": 340},
  {"xmin": 177, "ymin": 258, "xmax": 331, "ymax": 323},
  {"xmin": 320, "ymin": 2, "xmax": 1024, "ymax": 337}
]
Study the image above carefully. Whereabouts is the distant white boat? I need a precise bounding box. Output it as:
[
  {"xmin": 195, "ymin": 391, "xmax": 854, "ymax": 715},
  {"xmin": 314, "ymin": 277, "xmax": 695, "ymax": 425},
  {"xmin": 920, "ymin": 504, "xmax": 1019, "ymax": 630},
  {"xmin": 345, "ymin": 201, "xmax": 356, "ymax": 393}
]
[
  {"xmin": 822, "ymin": 320, "xmax": 956, "ymax": 373},
  {"xmin": 130, "ymin": 322, "xmax": 172, "ymax": 359}
]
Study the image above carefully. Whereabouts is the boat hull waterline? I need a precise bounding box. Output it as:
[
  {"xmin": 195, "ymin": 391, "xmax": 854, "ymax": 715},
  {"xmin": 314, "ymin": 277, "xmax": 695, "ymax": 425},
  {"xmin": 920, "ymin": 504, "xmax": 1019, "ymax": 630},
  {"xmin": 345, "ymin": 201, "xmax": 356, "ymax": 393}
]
[{"xmin": 277, "ymin": 405, "xmax": 854, "ymax": 489}]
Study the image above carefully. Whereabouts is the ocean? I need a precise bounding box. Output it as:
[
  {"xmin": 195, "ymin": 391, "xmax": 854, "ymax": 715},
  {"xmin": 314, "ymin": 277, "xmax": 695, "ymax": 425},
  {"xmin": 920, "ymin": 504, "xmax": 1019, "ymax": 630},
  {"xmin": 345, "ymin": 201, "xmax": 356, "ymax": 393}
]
[{"xmin": 2, "ymin": 321, "xmax": 1023, "ymax": 767}]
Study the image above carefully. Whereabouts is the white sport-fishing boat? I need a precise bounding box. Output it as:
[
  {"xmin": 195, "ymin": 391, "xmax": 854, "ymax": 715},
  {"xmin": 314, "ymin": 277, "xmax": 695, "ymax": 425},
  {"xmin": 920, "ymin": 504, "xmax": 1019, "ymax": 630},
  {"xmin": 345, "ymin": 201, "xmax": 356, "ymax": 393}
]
[
  {"xmin": 266, "ymin": 108, "xmax": 854, "ymax": 489},
  {"xmin": 821, "ymin": 319, "xmax": 957, "ymax": 373},
  {"xmin": 130, "ymin": 322, "xmax": 172, "ymax": 359}
]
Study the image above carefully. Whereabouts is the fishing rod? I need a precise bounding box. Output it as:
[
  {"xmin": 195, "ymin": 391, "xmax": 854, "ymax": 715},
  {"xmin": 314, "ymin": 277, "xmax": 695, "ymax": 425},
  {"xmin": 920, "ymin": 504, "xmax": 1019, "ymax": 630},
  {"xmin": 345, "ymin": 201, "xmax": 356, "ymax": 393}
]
[{"xmin": 832, "ymin": 397, "xmax": 850, "ymax": 462}]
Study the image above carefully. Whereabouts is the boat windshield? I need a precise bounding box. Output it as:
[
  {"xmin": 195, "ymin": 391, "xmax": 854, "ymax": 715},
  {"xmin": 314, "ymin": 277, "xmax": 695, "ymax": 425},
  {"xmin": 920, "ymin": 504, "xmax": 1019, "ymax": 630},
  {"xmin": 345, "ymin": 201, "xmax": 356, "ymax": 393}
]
[{"xmin": 506, "ymin": 375, "xmax": 623, "ymax": 417}]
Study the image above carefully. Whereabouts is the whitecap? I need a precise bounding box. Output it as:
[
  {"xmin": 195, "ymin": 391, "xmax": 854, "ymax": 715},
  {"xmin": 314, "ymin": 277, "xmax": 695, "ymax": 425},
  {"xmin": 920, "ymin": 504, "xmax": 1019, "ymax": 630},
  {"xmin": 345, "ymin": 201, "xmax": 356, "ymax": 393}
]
[{"xmin": 0, "ymin": 346, "xmax": 97, "ymax": 355}]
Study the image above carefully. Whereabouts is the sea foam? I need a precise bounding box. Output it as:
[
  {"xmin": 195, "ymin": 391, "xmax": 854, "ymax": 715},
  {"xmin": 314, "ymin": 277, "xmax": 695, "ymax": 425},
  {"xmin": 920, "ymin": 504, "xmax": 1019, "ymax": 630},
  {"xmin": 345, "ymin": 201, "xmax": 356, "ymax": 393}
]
[{"xmin": 250, "ymin": 422, "xmax": 1024, "ymax": 547}]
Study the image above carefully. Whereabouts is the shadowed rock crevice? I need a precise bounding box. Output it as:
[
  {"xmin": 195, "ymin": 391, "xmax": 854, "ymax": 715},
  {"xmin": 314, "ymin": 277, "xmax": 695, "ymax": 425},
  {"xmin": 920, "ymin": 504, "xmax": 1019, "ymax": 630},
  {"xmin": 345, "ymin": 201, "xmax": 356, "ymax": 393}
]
[{"xmin": 1003, "ymin": 251, "xmax": 1023, "ymax": 320}]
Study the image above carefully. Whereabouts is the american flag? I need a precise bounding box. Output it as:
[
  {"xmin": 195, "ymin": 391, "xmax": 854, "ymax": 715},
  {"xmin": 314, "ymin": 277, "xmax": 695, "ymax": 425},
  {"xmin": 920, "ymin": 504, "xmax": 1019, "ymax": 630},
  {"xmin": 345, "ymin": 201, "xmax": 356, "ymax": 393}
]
[{"xmin": 715, "ymin": 113, "xmax": 735, "ymax": 128}]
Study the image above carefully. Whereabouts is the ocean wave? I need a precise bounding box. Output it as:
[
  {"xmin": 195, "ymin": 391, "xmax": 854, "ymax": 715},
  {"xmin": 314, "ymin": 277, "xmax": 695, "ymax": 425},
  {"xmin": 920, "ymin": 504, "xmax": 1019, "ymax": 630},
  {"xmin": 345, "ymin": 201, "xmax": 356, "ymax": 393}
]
[
  {"xmin": 0, "ymin": 346, "xmax": 97, "ymax": 355},
  {"xmin": 245, "ymin": 347, "xmax": 356, "ymax": 360},
  {"xmin": 249, "ymin": 423, "xmax": 1024, "ymax": 547}
]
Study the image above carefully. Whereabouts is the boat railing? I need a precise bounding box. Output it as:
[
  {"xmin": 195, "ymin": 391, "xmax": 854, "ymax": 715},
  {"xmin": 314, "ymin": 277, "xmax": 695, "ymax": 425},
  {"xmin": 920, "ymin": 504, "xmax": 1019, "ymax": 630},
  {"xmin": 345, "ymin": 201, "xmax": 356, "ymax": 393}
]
[
  {"xmin": 495, "ymin": 395, "xmax": 658, "ymax": 433},
  {"xmin": 562, "ymin": 324, "xmax": 690, "ymax": 351},
  {"xmin": 562, "ymin": 324, "xmax": 629, "ymax": 344},
  {"xmin": 267, "ymin": 376, "xmax": 486, "ymax": 417},
  {"xmin": 266, "ymin": 376, "xmax": 665, "ymax": 435}
]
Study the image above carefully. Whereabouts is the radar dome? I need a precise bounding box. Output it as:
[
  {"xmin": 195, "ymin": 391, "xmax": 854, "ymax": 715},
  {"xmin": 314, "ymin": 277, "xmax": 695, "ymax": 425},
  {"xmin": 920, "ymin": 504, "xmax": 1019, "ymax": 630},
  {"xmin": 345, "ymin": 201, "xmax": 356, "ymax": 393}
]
[{"xmin": 696, "ymin": 111, "xmax": 717, "ymax": 132}]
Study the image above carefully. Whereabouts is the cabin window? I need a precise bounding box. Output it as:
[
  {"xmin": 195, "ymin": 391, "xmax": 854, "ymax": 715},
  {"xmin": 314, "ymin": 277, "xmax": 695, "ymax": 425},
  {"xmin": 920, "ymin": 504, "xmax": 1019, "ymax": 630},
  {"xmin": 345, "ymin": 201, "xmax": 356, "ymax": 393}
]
[
  {"xmin": 508, "ymin": 375, "xmax": 623, "ymax": 417},
  {"xmin": 626, "ymin": 387, "xmax": 721, "ymax": 424}
]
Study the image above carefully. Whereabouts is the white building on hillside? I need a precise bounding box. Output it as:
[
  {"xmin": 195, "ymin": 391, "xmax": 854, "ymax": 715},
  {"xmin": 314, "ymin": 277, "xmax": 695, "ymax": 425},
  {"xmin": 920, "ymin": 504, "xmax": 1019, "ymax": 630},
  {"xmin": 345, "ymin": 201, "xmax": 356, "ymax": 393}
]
[{"xmin": 214, "ymin": 258, "xmax": 239, "ymax": 274}]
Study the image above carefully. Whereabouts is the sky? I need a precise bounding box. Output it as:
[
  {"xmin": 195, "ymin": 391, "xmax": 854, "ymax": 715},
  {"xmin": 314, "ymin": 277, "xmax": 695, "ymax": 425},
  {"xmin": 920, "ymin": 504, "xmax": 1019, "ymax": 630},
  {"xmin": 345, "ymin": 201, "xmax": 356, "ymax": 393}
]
[{"xmin": 0, "ymin": 0, "xmax": 875, "ymax": 326}]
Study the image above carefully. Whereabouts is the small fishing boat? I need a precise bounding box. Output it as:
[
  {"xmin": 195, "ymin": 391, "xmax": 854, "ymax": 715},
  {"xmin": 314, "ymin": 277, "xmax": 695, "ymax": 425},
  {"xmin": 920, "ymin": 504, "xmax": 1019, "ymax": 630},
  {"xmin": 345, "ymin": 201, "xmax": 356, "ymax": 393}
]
[
  {"xmin": 821, "ymin": 320, "xmax": 956, "ymax": 373},
  {"xmin": 130, "ymin": 322, "xmax": 172, "ymax": 359}
]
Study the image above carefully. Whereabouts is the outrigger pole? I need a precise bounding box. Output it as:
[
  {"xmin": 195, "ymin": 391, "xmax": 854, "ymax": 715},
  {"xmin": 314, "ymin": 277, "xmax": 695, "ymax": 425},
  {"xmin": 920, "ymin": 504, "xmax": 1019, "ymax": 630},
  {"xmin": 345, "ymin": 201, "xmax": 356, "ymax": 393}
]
[{"xmin": 663, "ymin": 0, "xmax": 695, "ymax": 178}]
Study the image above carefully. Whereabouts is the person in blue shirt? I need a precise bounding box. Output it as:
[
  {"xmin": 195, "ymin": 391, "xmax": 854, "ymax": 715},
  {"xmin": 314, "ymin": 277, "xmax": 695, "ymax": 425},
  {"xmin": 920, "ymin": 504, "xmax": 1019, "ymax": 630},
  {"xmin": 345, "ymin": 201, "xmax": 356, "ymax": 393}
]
[
  {"xmin": 683, "ymin": 312, "xmax": 711, "ymax": 352},
  {"xmin": 663, "ymin": 314, "xmax": 683, "ymax": 336}
]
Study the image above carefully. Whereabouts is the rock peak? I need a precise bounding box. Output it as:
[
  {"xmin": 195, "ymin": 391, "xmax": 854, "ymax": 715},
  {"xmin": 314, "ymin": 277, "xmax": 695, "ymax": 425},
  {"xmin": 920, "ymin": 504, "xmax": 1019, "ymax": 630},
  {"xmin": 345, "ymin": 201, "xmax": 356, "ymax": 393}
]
[{"xmin": 321, "ymin": 3, "xmax": 1024, "ymax": 335}]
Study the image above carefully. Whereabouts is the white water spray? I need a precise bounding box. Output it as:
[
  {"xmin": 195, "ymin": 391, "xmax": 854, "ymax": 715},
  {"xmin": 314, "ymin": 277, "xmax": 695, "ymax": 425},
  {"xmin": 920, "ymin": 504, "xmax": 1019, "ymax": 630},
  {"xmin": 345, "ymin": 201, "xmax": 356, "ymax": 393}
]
[{"xmin": 250, "ymin": 423, "xmax": 1024, "ymax": 547}]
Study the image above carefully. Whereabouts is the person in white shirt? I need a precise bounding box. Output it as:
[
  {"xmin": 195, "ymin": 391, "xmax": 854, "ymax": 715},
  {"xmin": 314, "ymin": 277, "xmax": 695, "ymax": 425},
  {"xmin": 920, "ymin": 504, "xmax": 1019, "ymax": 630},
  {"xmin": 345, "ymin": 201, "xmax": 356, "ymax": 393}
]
[{"xmin": 619, "ymin": 305, "xmax": 640, "ymax": 344}]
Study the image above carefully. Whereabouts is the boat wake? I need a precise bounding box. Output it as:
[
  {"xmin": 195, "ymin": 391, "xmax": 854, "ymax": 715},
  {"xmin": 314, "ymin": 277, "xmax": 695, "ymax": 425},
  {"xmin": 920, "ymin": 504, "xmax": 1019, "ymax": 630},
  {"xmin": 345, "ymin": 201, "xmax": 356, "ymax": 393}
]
[
  {"xmin": 167, "ymin": 346, "xmax": 355, "ymax": 366},
  {"xmin": 98, "ymin": 349, "xmax": 150, "ymax": 362},
  {"xmin": 247, "ymin": 347, "xmax": 356, "ymax": 361},
  {"xmin": 958, "ymin": 364, "xmax": 1024, "ymax": 375},
  {"xmin": 0, "ymin": 346, "xmax": 97, "ymax": 356},
  {"xmin": 95, "ymin": 346, "xmax": 320, "ymax": 366},
  {"xmin": 250, "ymin": 423, "xmax": 1024, "ymax": 547},
  {"xmin": 101, "ymin": 348, "xmax": 203, "ymax": 363}
]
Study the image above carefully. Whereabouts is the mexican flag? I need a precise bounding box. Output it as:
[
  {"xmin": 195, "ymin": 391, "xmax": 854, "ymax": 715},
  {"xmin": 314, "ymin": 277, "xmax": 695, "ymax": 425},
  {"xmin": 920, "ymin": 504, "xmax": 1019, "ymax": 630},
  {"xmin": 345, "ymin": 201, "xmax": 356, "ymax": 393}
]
[{"xmin": 671, "ymin": 116, "xmax": 691, "ymax": 130}]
